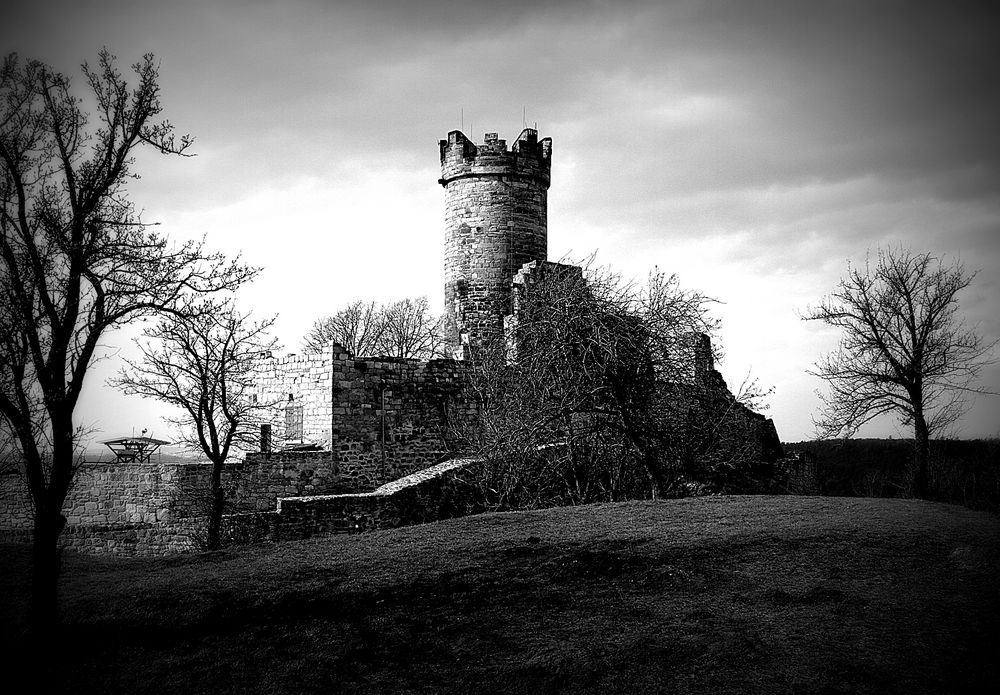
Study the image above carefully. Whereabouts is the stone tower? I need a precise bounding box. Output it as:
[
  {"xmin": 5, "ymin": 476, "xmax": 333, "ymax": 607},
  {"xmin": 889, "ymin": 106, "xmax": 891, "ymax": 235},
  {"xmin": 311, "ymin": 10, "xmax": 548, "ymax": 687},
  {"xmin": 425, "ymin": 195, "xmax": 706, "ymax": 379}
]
[{"xmin": 439, "ymin": 128, "xmax": 552, "ymax": 357}]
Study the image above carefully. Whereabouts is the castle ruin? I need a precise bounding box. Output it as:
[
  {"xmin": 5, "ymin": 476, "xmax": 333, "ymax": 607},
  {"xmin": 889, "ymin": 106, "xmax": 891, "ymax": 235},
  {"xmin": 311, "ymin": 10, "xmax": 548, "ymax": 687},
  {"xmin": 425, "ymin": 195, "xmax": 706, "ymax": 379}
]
[
  {"xmin": 0, "ymin": 127, "xmax": 786, "ymax": 555},
  {"xmin": 253, "ymin": 128, "xmax": 781, "ymax": 475}
]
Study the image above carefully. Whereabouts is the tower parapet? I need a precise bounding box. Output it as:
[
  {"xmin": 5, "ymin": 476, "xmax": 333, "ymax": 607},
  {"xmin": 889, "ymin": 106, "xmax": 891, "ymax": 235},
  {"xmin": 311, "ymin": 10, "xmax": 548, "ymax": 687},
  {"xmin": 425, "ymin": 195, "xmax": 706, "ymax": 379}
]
[
  {"xmin": 439, "ymin": 129, "xmax": 552, "ymax": 357},
  {"xmin": 439, "ymin": 129, "xmax": 552, "ymax": 188}
]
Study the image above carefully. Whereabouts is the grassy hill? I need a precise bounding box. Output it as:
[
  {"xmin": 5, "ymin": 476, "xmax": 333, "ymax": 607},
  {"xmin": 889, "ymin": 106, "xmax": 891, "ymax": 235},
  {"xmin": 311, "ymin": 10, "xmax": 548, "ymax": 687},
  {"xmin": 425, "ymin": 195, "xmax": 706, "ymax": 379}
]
[{"xmin": 2, "ymin": 496, "xmax": 999, "ymax": 694}]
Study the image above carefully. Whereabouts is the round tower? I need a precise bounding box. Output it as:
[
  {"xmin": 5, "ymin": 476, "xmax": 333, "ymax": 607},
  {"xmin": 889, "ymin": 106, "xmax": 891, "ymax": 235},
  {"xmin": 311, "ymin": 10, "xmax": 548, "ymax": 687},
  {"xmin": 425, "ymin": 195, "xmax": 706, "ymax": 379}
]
[{"xmin": 438, "ymin": 128, "xmax": 552, "ymax": 357}]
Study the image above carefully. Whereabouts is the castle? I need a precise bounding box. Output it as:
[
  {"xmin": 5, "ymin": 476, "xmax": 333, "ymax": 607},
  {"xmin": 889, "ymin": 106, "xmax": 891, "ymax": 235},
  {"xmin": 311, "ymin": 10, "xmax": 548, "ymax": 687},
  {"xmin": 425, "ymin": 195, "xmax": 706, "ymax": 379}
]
[
  {"xmin": 0, "ymin": 127, "xmax": 784, "ymax": 555},
  {"xmin": 250, "ymin": 129, "xmax": 561, "ymax": 483},
  {"xmin": 253, "ymin": 128, "xmax": 781, "ymax": 480}
]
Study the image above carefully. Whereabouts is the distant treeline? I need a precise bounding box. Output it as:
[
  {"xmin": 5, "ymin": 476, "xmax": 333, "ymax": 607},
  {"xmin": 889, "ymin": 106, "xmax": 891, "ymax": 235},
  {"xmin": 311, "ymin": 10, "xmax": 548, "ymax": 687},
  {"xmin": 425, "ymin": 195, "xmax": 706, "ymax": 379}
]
[{"xmin": 784, "ymin": 438, "xmax": 1000, "ymax": 514}]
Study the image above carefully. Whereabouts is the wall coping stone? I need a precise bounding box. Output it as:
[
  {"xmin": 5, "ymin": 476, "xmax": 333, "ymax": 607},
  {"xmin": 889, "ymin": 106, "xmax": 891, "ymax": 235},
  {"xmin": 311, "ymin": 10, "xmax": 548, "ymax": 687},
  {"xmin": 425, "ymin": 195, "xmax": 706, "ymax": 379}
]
[{"xmin": 276, "ymin": 456, "xmax": 478, "ymax": 509}]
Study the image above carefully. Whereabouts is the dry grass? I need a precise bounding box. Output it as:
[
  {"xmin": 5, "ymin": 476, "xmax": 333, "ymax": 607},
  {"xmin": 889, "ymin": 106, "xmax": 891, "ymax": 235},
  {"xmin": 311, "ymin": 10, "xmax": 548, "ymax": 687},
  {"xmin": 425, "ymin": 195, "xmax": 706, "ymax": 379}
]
[{"xmin": 2, "ymin": 496, "xmax": 999, "ymax": 694}]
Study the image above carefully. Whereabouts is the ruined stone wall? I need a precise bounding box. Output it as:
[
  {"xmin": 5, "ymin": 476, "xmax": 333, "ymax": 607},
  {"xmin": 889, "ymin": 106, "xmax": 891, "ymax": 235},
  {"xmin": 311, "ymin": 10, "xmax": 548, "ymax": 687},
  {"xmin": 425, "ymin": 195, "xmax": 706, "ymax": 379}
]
[
  {"xmin": 0, "ymin": 456, "xmax": 350, "ymax": 532},
  {"xmin": 233, "ymin": 451, "xmax": 345, "ymax": 511},
  {"xmin": 653, "ymin": 362, "xmax": 783, "ymax": 472},
  {"xmin": 0, "ymin": 461, "xmax": 214, "ymax": 556},
  {"xmin": 218, "ymin": 457, "xmax": 483, "ymax": 546},
  {"xmin": 253, "ymin": 345, "xmax": 476, "ymax": 487},
  {"xmin": 0, "ymin": 455, "xmax": 485, "ymax": 555},
  {"xmin": 0, "ymin": 348, "xmax": 477, "ymax": 555},
  {"xmin": 440, "ymin": 129, "xmax": 551, "ymax": 355},
  {"xmin": 778, "ymin": 451, "xmax": 821, "ymax": 495}
]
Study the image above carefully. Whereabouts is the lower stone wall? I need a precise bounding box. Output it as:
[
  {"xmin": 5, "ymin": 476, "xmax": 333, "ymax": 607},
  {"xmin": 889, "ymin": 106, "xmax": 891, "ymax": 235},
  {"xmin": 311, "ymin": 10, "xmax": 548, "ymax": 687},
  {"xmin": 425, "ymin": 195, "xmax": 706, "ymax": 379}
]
[
  {"xmin": 0, "ymin": 451, "xmax": 353, "ymax": 555},
  {"xmin": 269, "ymin": 457, "xmax": 482, "ymax": 541},
  {"xmin": 1, "ymin": 456, "xmax": 484, "ymax": 555},
  {"xmin": 0, "ymin": 521, "xmax": 202, "ymax": 557},
  {"xmin": 0, "ymin": 453, "xmax": 350, "ymax": 531},
  {"xmin": 210, "ymin": 457, "xmax": 483, "ymax": 548},
  {"xmin": 58, "ymin": 521, "xmax": 203, "ymax": 556},
  {"xmin": 0, "ymin": 462, "xmax": 207, "ymax": 530}
]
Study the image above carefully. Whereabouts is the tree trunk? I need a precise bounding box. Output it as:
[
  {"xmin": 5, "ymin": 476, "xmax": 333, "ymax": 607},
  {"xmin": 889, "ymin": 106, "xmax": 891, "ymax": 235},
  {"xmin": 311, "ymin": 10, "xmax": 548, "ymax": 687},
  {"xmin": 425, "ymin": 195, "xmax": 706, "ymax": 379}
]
[
  {"xmin": 207, "ymin": 459, "xmax": 225, "ymax": 550},
  {"xmin": 912, "ymin": 411, "xmax": 930, "ymax": 498},
  {"xmin": 31, "ymin": 504, "xmax": 66, "ymax": 630},
  {"xmin": 635, "ymin": 440, "xmax": 672, "ymax": 498},
  {"xmin": 30, "ymin": 417, "xmax": 76, "ymax": 629}
]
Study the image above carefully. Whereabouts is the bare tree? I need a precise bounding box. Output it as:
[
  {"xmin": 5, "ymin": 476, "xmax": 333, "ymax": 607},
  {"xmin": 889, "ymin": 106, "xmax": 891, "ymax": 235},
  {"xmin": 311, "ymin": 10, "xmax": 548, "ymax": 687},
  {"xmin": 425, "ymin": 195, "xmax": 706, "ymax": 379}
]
[
  {"xmin": 113, "ymin": 299, "xmax": 277, "ymax": 549},
  {"xmin": 379, "ymin": 297, "xmax": 445, "ymax": 359},
  {"xmin": 303, "ymin": 296, "xmax": 445, "ymax": 359},
  {"xmin": 804, "ymin": 246, "xmax": 996, "ymax": 497},
  {"xmin": 462, "ymin": 260, "xmax": 760, "ymax": 506},
  {"xmin": 302, "ymin": 299, "xmax": 383, "ymax": 356},
  {"xmin": 0, "ymin": 51, "xmax": 255, "ymax": 626}
]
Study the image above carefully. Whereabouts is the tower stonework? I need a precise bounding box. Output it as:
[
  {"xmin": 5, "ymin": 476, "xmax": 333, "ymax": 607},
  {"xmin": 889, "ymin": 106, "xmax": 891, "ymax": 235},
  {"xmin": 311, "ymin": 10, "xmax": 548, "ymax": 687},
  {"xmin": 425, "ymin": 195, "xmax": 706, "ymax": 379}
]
[{"xmin": 439, "ymin": 128, "xmax": 552, "ymax": 357}]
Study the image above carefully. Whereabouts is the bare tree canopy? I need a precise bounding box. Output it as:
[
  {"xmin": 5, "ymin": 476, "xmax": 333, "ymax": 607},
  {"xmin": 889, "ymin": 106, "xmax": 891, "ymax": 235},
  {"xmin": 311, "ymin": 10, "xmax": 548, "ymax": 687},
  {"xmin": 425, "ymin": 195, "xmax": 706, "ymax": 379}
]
[
  {"xmin": 804, "ymin": 246, "xmax": 996, "ymax": 496},
  {"xmin": 461, "ymin": 260, "xmax": 775, "ymax": 508},
  {"xmin": 380, "ymin": 297, "xmax": 444, "ymax": 359},
  {"xmin": 303, "ymin": 296, "xmax": 444, "ymax": 359},
  {"xmin": 113, "ymin": 299, "xmax": 277, "ymax": 549},
  {"xmin": 0, "ymin": 50, "xmax": 256, "ymax": 626},
  {"xmin": 303, "ymin": 300, "xmax": 383, "ymax": 356}
]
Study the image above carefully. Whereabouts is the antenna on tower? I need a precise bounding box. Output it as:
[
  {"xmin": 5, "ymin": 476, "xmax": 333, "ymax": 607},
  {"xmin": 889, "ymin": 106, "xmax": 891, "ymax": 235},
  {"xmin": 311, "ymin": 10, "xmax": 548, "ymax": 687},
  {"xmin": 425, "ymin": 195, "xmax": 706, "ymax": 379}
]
[
  {"xmin": 522, "ymin": 106, "xmax": 526, "ymax": 130},
  {"xmin": 461, "ymin": 107, "xmax": 464, "ymax": 132}
]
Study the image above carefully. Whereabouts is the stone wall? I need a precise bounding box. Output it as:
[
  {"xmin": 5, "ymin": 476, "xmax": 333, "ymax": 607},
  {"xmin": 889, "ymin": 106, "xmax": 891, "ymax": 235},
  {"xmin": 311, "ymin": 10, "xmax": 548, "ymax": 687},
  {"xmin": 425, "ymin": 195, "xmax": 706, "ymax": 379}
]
[
  {"xmin": 0, "ymin": 461, "xmax": 210, "ymax": 531},
  {"xmin": 0, "ymin": 449, "xmax": 361, "ymax": 555},
  {"xmin": 0, "ymin": 470, "xmax": 35, "ymax": 530},
  {"xmin": 0, "ymin": 455, "xmax": 486, "ymax": 555},
  {"xmin": 220, "ymin": 457, "xmax": 483, "ymax": 545},
  {"xmin": 233, "ymin": 451, "xmax": 345, "ymax": 511},
  {"xmin": 778, "ymin": 451, "xmax": 821, "ymax": 495},
  {"xmin": 0, "ymin": 453, "xmax": 352, "ymax": 530},
  {"xmin": 0, "ymin": 348, "xmax": 480, "ymax": 556},
  {"xmin": 253, "ymin": 345, "xmax": 476, "ymax": 486}
]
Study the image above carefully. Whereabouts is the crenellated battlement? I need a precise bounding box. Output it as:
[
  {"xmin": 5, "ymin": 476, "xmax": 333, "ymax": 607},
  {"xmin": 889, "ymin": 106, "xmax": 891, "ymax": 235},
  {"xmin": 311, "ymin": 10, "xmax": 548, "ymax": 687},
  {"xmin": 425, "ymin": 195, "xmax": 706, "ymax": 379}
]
[{"xmin": 439, "ymin": 128, "xmax": 552, "ymax": 188}]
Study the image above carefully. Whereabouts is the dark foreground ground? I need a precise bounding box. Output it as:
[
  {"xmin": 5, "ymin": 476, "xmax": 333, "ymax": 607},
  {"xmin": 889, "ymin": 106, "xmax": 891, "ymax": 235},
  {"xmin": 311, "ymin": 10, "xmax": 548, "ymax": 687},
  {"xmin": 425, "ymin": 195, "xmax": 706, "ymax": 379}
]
[{"xmin": 2, "ymin": 496, "xmax": 999, "ymax": 694}]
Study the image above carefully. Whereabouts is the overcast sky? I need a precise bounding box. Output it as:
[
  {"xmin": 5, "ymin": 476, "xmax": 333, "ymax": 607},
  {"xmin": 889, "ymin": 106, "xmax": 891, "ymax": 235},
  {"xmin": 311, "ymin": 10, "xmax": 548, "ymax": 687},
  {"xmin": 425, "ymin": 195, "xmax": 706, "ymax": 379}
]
[{"xmin": 5, "ymin": 0, "xmax": 999, "ymax": 444}]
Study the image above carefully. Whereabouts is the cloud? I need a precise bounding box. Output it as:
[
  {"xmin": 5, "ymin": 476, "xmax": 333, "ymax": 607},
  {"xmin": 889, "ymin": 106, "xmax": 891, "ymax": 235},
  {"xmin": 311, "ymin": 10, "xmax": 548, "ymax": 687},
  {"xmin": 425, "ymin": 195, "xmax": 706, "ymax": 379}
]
[{"xmin": 5, "ymin": 0, "xmax": 998, "ymax": 440}]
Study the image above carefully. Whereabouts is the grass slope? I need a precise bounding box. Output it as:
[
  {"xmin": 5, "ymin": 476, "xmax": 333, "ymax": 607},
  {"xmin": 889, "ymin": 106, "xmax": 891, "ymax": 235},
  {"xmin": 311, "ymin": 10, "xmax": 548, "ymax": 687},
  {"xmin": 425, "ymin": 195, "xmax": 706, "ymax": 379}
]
[{"xmin": 2, "ymin": 496, "xmax": 999, "ymax": 694}]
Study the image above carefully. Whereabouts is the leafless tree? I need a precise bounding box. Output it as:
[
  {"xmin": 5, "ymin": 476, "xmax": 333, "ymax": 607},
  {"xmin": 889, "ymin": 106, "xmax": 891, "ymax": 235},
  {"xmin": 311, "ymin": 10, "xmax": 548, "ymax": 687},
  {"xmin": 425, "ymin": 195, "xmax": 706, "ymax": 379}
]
[
  {"xmin": 303, "ymin": 296, "xmax": 445, "ymax": 359},
  {"xmin": 461, "ymin": 260, "xmax": 762, "ymax": 507},
  {"xmin": 113, "ymin": 299, "xmax": 277, "ymax": 549},
  {"xmin": 379, "ymin": 297, "xmax": 445, "ymax": 359},
  {"xmin": 302, "ymin": 300, "xmax": 383, "ymax": 356},
  {"xmin": 804, "ymin": 246, "xmax": 996, "ymax": 497},
  {"xmin": 0, "ymin": 51, "xmax": 256, "ymax": 627}
]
